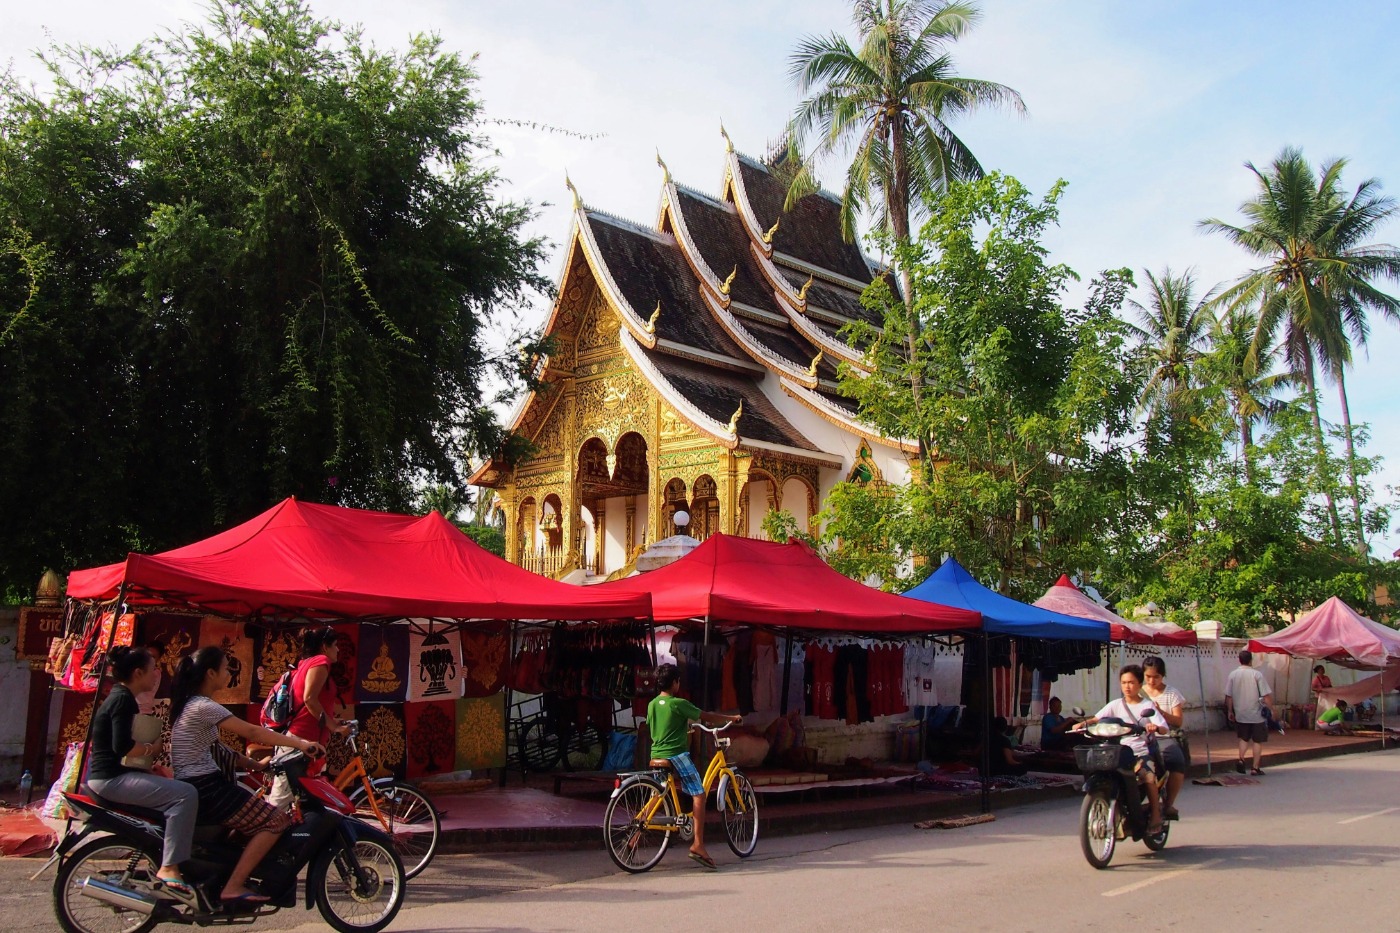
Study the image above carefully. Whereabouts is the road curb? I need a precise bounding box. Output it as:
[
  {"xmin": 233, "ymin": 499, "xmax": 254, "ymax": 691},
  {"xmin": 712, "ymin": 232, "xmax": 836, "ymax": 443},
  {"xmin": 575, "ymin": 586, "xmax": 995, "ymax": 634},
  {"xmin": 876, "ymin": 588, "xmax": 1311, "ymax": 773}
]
[{"xmin": 436, "ymin": 736, "xmax": 1393, "ymax": 854}]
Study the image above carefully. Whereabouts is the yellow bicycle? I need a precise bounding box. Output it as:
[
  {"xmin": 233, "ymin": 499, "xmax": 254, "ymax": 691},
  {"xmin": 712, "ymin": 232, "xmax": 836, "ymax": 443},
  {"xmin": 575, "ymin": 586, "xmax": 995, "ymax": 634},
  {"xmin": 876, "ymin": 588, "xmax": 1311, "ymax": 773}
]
[{"xmin": 604, "ymin": 722, "xmax": 758, "ymax": 872}]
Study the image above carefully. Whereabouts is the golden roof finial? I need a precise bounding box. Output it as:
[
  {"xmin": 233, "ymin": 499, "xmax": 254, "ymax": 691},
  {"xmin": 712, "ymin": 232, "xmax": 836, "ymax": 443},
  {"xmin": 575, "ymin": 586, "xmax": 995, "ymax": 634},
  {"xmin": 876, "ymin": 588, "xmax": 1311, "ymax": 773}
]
[
  {"xmin": 656, "ymin": 150, "xmax": 671, "ymax": 185},
  {"xmin": 797, "ymin": 274, "xmax": 814, "ymax": 302},
  {"xmin": 719, "ymin": 265, "xmax": 738, "ymax": 295},
  {"xmin": 762, "ymin": 216, "xmax": 780, "ymax": 245},
  {"xmin": 806, "ymin": 350, "xmax": 824, "ymax": 378},
  {"xmin": 720, "ymin": 121, "xmax": 734, "ymax": 153},
  {"xmin": 645, "ymin": 301, "xmax": 661, "ymax": 335},
  {"xmin": 726, "ymin": 398, "xmax": 743, "ymax": 435},
  {"xmin": 565, "ymin": 173, "xmax": 582, "ymax": 210}
]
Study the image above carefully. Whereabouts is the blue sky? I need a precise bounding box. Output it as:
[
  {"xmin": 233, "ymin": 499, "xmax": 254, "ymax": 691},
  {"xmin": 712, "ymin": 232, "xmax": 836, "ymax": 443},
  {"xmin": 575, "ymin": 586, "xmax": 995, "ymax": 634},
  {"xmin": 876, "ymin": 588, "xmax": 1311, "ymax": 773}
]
[{"xmin": 4, "ymin": 0, "xmax": 1397, "ymax": 552}]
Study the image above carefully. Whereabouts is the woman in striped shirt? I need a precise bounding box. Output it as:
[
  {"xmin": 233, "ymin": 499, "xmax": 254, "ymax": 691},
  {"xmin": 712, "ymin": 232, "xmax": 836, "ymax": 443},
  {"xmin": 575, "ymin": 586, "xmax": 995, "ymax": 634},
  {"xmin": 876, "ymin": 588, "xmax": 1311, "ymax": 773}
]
[{"xmin": 168, "ymin": 647, "xmax": 324, "ymax": 908}]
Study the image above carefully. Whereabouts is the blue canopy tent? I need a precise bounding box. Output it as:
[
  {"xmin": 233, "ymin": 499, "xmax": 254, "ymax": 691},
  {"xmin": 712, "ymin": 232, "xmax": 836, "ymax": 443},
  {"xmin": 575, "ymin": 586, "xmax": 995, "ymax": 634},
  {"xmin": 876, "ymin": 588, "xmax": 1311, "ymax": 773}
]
[
  {"xmin": 903, "ymin": 558, "xmax": 1111, "ymax": 811},
  {"xmin": 903, "ymin": 558, "xmax": 1111, "ymax": 641}
]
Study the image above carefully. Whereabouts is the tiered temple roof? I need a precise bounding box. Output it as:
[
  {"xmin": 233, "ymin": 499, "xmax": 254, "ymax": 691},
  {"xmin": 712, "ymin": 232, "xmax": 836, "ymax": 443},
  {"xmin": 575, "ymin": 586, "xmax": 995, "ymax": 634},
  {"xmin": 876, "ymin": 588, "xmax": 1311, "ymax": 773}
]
[{"xmin": 473, "ymin": 136, "xmax": 917, "ymax": 490}]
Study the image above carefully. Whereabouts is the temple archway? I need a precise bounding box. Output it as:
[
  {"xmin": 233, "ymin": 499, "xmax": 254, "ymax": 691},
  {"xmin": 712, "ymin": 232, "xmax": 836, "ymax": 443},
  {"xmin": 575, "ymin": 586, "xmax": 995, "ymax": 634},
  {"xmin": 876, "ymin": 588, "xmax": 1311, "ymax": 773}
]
[
  {"xmin": 691, "ymin": 474, "xmax": 720, "ymax": 540},
  {"xmin": 780, "ymin": 476, "xmax": 815, "ymax": 534},
  {"xmin": 662, "ymin": 477, "xmax": 688, "ymax": 537}
]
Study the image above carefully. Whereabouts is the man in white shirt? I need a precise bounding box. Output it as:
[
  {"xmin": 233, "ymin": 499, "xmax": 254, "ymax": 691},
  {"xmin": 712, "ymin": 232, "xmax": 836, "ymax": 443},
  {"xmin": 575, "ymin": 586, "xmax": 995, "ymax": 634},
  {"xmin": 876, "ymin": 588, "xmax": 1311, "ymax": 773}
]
[{"xmin": 1224, "ymin": 650, "xmax": 1274, "ymax": 776}]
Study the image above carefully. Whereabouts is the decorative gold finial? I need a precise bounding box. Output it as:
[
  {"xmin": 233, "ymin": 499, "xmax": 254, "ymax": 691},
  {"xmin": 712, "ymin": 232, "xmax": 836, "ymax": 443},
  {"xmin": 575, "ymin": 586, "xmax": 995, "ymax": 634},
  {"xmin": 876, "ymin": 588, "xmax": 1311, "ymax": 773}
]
[
  {"xmin": 720, "ymin": 121, "xmax": 734, "ymax": 153},
  {"xmin": 762, "ymin": 216, "xmax": 780, "ymax": 244},
  {"xmin": 645, "ymin": 301, "xmax": 660, "ymax": 335},
  {"xmin": 726, "ymin": 398, "xmax": 743, "ymax": 435},
  {"xmin": 565, "ymin": 173, "xmax": 581, "ymax": 210},
  {"xmin": 719, "ymin": 265, "xmax": 738, "ymax": 295},
  {"xmin": 656, "ymin": 150, "xmax": 671, "ymax": 184},
  {"xmin": 797, "ymin": 274, "xmax": 814, "ymax": 302},
  {"xmin": 806, "ymin": 350, "xmax": 823, "ymax": 378}
]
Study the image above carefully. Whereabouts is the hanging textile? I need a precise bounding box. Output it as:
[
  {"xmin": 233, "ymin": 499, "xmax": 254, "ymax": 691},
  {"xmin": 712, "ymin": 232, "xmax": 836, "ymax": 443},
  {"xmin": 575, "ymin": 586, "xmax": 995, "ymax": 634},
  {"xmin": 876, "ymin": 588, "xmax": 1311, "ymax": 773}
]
[
  {"xmin": 252, "ymin": 628, "xmax": 299, "ymax": 702},
  {"xmin": 198, "ymin": 617, "xmax": 253, "ymax": 705},
  {"xmin": 456, "ymin": 693, "xmax": 507, "ymax": 771},
  {"xmin": 405, "ymin": 700, "xmax": 458, "ymax": 779},
  {"xmin": 751, "ymin": 631, "xmax": 780, "ymax": 712},
  {"xmin": 355, "ymin": 703, "xmax": 407, "ymax": 779},
  {"xmin": 327, "ymin": 623, "xmax": 361, "ymax": 708},
  {"xmin": 460, "ymin": 630, "xmax": 507, "ymax": 698},
  {"xmin": 409, "ymin": 628, "xmax": 465, "ymax": 701},
  {"xmin": 356, "ymin": 625, "xmax": 409, "ymax": 703}
]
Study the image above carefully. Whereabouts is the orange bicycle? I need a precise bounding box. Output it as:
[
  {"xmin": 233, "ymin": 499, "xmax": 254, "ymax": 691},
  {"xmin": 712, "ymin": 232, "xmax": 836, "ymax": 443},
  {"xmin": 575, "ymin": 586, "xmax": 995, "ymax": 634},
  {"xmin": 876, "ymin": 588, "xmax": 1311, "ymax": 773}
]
[
  {"xmin": 254, "ymin": 722, "xmax": 441, "ymax": 879},
  {"xmin": 334, "ymin": 722, "xmax": 441, "ymax": 879}
]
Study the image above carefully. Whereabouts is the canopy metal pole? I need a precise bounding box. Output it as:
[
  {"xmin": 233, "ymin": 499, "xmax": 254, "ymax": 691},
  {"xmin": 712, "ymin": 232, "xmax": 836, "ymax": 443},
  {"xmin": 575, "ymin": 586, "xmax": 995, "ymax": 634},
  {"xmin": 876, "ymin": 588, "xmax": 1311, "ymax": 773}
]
[
  {"xmin": 980, "ymin": 633, "xmax": 992, "ymax": 815},
  {"xmin": 1195, "ymin": 645, "xmax": 1212, "ymax": 777},
  {"xmin": 501, "ymin": 620, "xmax": 517, "ymax": 787},
  {"xmin": 1105, "ymin": 644, "xmax": 1112, "ymax": 705},
  {"xmin": 701, "ymin": 614, "xmax": 711, "ymax": 709},
  {"xmin": 779, "ymin": 632, "xmax": 794, "ymax": 714}
]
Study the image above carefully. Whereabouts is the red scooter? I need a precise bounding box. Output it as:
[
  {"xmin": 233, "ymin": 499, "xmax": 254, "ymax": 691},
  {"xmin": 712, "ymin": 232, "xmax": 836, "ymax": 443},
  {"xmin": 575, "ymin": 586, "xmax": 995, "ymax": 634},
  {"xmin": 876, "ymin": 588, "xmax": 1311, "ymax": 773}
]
[{"xmin": 42, "ymin": 753, "xmax": 404, "ymax": 933}]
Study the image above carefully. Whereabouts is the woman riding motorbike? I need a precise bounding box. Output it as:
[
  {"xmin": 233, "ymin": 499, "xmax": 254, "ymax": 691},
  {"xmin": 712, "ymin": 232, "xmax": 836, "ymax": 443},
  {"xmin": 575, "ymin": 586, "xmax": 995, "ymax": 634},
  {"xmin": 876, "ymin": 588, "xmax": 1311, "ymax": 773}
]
[
  {"xmin": 1074, "ymin": 664, "xmax": 1168, "ymax": 834},
  {"xmin": 168, "ymin": 646, "xmax": 324, "ymax": 908}
]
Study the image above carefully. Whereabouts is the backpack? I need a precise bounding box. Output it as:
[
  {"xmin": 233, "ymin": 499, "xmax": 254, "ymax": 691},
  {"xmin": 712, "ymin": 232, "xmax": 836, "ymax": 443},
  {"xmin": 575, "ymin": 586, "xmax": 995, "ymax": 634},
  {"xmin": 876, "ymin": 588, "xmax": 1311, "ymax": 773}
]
[{"xmin": 260, "ymin": 666, "xmax": 298, "ymax": 732}]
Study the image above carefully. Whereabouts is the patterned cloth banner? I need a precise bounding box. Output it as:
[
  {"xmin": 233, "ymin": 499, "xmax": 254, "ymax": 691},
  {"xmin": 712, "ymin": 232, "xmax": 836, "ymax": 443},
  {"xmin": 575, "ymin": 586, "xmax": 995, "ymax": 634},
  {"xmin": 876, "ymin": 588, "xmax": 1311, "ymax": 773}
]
[
  {"xmin": 355, "ymin": 702, "xmax": 407, "ymax": 780},
  {"xmin": 404, "ymin": 700, "xmax": 457, "ymax": 779},
  {"xmin": 253, "ymin": 628, "xmax": 300, "ymax": 702},
  {"xmin": 356, "ymin": 626, "xmax": 409, "ymax": 704},
  {"xmin": 455, "ymin": 693, "xmax": 507, "ymax": 771},
  {"xmin": 460, "ymin": 631, "xmax": 508, "ymax": 698},
  {"xmin": 139, "ymin": 614, "xmax": 200, "ymax": 698},
  {"xmin": 52, "ymin": 691, "xmax": 93, "ymax": 780},
  {"xmin": 198, "ymin": 617, "xmax": 253, "ymax": 705},
  {"xmin": 408, "ymin": 627, "xmax": 464, "ymax": 702}
]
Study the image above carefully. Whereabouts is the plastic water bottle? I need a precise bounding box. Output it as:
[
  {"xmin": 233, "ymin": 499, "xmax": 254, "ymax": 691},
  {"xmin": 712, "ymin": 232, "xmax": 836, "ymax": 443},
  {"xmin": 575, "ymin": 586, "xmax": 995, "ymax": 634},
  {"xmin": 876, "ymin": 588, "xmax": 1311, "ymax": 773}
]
[{"xmin": 19, "ymin": 770, "xmax": 33, "ymax": 806}]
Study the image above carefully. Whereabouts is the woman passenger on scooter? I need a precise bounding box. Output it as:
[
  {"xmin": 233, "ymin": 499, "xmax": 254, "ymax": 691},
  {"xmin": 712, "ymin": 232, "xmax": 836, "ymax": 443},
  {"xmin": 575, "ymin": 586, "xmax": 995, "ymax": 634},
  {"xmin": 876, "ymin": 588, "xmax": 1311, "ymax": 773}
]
[
  {"xmin": 168, "ymin": 647, "xmax": 325, "ymax": 909},
  {"xmin": 1074, "ymin": 664, "xmax": 1168, "ymax": 834},
  {"xmin": 86, "ymin": 646, "xmax": 199, "ymax": 900},
  {"xmin": 1142, "ymin": 656, "xmax": 1187, "ymax": 821}
]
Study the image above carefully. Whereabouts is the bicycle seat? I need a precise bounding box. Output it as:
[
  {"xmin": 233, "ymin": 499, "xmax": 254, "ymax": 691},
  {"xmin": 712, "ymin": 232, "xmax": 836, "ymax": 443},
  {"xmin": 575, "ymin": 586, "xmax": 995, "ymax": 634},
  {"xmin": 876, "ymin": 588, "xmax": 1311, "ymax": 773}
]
[{"xmin": 648, "ymin": 759, "xmax": 672, "ymax": 769}]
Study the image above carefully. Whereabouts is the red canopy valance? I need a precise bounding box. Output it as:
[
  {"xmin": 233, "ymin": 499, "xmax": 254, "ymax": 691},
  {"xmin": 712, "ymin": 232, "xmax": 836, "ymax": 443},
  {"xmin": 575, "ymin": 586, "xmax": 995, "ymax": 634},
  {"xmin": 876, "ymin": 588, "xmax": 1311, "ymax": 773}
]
[{"xmin": 67, "ymin": 498, "xmax": 651, "ymax": 622}]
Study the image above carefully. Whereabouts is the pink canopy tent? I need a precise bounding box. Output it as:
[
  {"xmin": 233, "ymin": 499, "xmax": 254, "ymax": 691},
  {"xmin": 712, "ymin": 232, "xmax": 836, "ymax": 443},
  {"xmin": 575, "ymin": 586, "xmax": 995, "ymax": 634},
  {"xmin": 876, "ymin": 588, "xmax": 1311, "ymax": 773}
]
[
  {"xmin": 1033, "ymin": 576, "xmax": 1197, "ymax": 647},
  {"xmin": 1249, "ymin": 596, "xmax": 1400, "ymax": 670}
]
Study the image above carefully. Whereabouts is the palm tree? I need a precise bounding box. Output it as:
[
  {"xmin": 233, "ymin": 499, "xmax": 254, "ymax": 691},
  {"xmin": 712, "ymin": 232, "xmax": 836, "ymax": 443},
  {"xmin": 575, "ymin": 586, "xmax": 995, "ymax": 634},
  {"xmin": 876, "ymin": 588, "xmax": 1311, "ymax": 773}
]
[
  {"xmin": 1201, "ymin": 147, "xmax": 1400, "ymax": 548},
  {"xmin": 784, "ymin": 0, "xmax": 1023, "ymax": 465},
  {"xmin": 786, "ymin": 0, "xmax": 1024, "ymax": 250},
  {"xmin": 1126, "ymin": 268, "xmax": 1213, "ymax": 427},
  {"xmin": 1202, "ymin": 304, "xmax": 1292, "ymax": 481}
]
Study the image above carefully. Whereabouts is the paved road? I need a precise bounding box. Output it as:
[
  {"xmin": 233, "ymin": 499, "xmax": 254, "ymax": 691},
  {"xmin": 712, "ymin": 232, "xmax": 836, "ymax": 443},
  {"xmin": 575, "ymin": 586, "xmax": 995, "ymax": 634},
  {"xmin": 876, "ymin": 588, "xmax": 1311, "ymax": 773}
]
[{"xmin": 8, "ymin": 750, "xmax": 1398, "ymax": 932}]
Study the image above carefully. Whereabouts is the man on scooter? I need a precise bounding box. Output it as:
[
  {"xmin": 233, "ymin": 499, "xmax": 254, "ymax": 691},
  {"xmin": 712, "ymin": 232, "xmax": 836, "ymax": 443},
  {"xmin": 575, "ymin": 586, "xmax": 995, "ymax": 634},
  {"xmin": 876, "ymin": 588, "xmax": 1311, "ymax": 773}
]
[{"xmin": 1074, "ymin": 665, "xmax": 1168, "ymax": 834}]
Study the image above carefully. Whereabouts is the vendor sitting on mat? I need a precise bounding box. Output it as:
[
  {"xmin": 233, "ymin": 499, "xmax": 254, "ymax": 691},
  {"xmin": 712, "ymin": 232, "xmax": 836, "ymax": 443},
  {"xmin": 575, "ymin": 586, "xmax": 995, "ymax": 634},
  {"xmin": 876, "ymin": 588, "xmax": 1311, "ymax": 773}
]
[
  {"xmin": 1317, "ymin": 700, "xmax": 1355, "ymax": 734},
  {"xmin": 1040, "ymin": 697, "xmax": 1081, "ymax": 751},
  {"xmin": 984, "ymin": 716, "xmax": 1029, "ymax": 776},
  {"xmin": 647, "ymin": 663, "xmax": 740, "ymax": 871}
]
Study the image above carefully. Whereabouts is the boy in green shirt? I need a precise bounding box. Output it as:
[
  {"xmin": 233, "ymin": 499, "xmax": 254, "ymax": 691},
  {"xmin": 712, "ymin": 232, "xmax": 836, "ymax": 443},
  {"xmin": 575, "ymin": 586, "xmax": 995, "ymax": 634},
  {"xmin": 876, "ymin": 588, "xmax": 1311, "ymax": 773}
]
[{"xmin": 647, "ymin": 663, "xmax": 740, "ymax": 870}]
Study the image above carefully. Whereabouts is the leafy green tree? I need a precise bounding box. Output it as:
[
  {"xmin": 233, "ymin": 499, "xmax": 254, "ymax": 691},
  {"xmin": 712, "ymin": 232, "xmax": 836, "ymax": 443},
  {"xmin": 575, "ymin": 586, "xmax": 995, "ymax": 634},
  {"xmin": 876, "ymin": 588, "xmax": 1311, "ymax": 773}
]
[
  {"xmin": 1202, "ymin": 148, "xmax": 1400, "ymax": 550},
  {"xmin": 824, "ymin": 174, "xmax": 1147, "ymax": 597},
  {"xmin": 1125, "ymin": 268, "xmax": 1213, "ymax": 434},
  {"xmin": 1201, "ymin": 304, "xmax": 1292, "ymax": 481},
  {"xmin": 0, "ymin": 0, "xmax": 546, "ymax": 595}
]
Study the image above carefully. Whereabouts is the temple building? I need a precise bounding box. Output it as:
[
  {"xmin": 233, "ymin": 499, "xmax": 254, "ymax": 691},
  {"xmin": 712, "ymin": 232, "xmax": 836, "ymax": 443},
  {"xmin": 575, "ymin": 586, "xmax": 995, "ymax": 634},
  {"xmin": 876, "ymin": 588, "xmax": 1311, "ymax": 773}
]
[{"xmin": 471, "ymin": 131, "xmax": 917, "ymax": 580}]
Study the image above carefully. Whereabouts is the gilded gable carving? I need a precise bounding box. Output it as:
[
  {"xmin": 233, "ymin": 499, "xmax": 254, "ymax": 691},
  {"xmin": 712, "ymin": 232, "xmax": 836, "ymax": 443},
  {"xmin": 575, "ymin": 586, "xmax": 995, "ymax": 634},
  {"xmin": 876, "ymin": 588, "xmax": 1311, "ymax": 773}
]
[
  {"xmin": 659, "ymin": 406, "xmax": 695, "ymax": 441},
  {"xmin": 577, "ymin": 291, "xmax": 620, "ymax": 354}
]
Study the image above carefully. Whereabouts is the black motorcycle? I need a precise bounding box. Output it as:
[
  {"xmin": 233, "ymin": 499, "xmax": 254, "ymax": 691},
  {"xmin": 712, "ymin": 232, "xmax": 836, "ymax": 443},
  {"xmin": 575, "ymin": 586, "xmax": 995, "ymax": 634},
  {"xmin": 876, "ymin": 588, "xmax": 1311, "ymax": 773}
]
[
  {"xmin": 1075, "ymin": 718, "xmax": 1170, "ymax": 868},
  {"xmin": 43, "ymin": 753, "xmax": 405, "ymax": 933}
]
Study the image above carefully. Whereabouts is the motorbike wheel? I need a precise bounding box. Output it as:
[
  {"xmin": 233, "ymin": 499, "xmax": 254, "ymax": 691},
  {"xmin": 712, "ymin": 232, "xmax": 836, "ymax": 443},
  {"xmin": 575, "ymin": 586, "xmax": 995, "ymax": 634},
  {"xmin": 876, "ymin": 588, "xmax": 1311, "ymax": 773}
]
[
  {"xmin": 347, "ymin": 779, "xmax": 441, "ymax": 879},
  {"xmin": 53, "ymin": 839, "xmax": 162, "ymax": 933},
  {"xmin": 1143, "ymin": 821, "xmax": 1170, "ymax": 851},
  {"xmin": 1079, "ymin": 790, "xmax": 1117, "ymax": 869},
  {"xmin": 313, "ymin": 837, "xmax": 405, "ymax": 933}
]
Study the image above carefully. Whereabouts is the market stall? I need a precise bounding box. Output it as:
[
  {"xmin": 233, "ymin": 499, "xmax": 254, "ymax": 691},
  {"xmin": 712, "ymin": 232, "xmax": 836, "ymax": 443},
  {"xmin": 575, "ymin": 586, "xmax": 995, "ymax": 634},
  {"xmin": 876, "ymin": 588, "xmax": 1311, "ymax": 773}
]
[{"xmin": 52, "ymin": 497, "xmax": 653, "ymax": 785}]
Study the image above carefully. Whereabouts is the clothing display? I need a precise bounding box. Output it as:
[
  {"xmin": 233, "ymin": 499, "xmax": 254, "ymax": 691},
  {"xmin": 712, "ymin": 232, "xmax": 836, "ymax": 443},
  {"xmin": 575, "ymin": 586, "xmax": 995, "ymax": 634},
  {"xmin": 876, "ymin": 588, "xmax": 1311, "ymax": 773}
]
[{"xmin": 803, "ymin": 639, "xmax": 907, "ymax": 723}]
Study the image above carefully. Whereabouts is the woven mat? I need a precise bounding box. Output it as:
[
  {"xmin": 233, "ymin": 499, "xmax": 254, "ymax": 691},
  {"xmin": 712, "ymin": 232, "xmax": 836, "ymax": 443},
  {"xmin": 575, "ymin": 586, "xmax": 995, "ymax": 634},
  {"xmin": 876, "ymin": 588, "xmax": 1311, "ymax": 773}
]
[{"xmin": 1192, "ymin": 773, "xmax": 1259, "ymax": 786}]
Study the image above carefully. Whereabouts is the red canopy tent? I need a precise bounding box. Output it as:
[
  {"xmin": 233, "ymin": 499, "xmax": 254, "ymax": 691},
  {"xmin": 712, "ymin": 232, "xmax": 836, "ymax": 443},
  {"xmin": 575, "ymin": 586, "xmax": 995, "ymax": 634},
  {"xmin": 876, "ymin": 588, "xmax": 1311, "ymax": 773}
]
[
  {"xmin": 1248, "ymin": 596, "xmax": 1400, "ymax": 670},
  {"xmin": 591, "ymin": 534, "xmax": 979, "ymax": 632},
  {"xmin": 67, "ymin": 497, "xmax": 651, "ymax": 621},
  {"xmin": 1034, "ymin": 575, "xmax": 1196, "ymax": 647}
]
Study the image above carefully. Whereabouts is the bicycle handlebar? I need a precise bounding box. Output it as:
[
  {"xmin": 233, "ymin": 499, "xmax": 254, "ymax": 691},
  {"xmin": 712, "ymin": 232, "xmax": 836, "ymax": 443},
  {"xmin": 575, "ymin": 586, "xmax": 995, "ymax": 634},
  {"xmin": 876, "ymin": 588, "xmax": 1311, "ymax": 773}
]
[{"xmin": 690, "ymin": 721, "xmax": 734, "ymax": 735}]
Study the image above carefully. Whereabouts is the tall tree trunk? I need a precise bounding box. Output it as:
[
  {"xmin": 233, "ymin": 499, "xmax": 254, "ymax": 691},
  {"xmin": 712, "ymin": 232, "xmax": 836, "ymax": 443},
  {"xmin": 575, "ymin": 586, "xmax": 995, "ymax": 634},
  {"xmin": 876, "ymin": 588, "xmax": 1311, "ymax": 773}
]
[
  {"xmin": 1239, "ymin": 404, "xmax": 1254, "ymax": 483},
  {"xmin": 1301, "ymin": 351, "xmax": 1343, "ymax": 546},
  {"xmin": 1335, "ymin": 366, "xmax": 1366, "ymax": 552},
  {"xmin": 888, "ymin": 113, "xmax": 930, "ymax": 476}
]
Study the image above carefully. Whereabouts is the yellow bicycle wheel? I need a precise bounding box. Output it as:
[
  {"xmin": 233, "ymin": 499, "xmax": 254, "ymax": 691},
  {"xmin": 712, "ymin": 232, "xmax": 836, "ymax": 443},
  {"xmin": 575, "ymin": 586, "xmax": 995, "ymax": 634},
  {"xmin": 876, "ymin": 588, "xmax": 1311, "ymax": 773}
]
[
  {"xmin": 604, "ymin": 776, "xmax": 673, "ymax": 872},
  {"xmin": 722, "ymin": 772, "xmax": 758, "ymax": 858}
]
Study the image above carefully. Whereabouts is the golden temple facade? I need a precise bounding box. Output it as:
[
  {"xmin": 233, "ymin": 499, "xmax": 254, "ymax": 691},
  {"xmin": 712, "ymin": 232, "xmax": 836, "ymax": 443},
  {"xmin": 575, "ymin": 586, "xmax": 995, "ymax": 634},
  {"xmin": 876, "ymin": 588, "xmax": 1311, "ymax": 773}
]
[{"xmin": 472, "ymin": 133, "xmax": 918, "ymax": 580}]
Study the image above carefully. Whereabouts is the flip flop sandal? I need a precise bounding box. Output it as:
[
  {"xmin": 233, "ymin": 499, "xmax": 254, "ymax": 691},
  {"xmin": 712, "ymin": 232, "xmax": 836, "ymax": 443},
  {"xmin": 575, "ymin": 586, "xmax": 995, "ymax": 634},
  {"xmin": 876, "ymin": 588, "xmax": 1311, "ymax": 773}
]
[
  {"xmin": 158, "ymin": 877, "xmax": 197, "ymax": 901},
  {"xmin": 220, "ymin": 893, "xmax": 270, "ymax": 911},
  {"xmin": 1250, "ymin": 768, "xmax": 1265, "ymax": 776},
  {"xmin": 688, "ymin": 851, "xmax": 718, "ymax": 871}
]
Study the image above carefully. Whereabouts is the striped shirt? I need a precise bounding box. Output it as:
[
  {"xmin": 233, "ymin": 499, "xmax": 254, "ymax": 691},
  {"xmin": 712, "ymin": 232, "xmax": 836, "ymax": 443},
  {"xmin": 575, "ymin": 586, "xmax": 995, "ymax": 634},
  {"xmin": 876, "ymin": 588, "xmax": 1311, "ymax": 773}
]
[{"xmin": 170, "ymin": 695, "xmax": 232, "ymax": 780}]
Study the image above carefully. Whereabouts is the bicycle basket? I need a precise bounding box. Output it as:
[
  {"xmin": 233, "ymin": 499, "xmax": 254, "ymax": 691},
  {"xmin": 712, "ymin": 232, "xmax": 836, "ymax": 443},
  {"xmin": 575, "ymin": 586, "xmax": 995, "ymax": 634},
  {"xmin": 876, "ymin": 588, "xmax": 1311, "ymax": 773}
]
[{"xmin": 1075, "ymin": 743, "xmax": 1133, "ymax": 772}]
